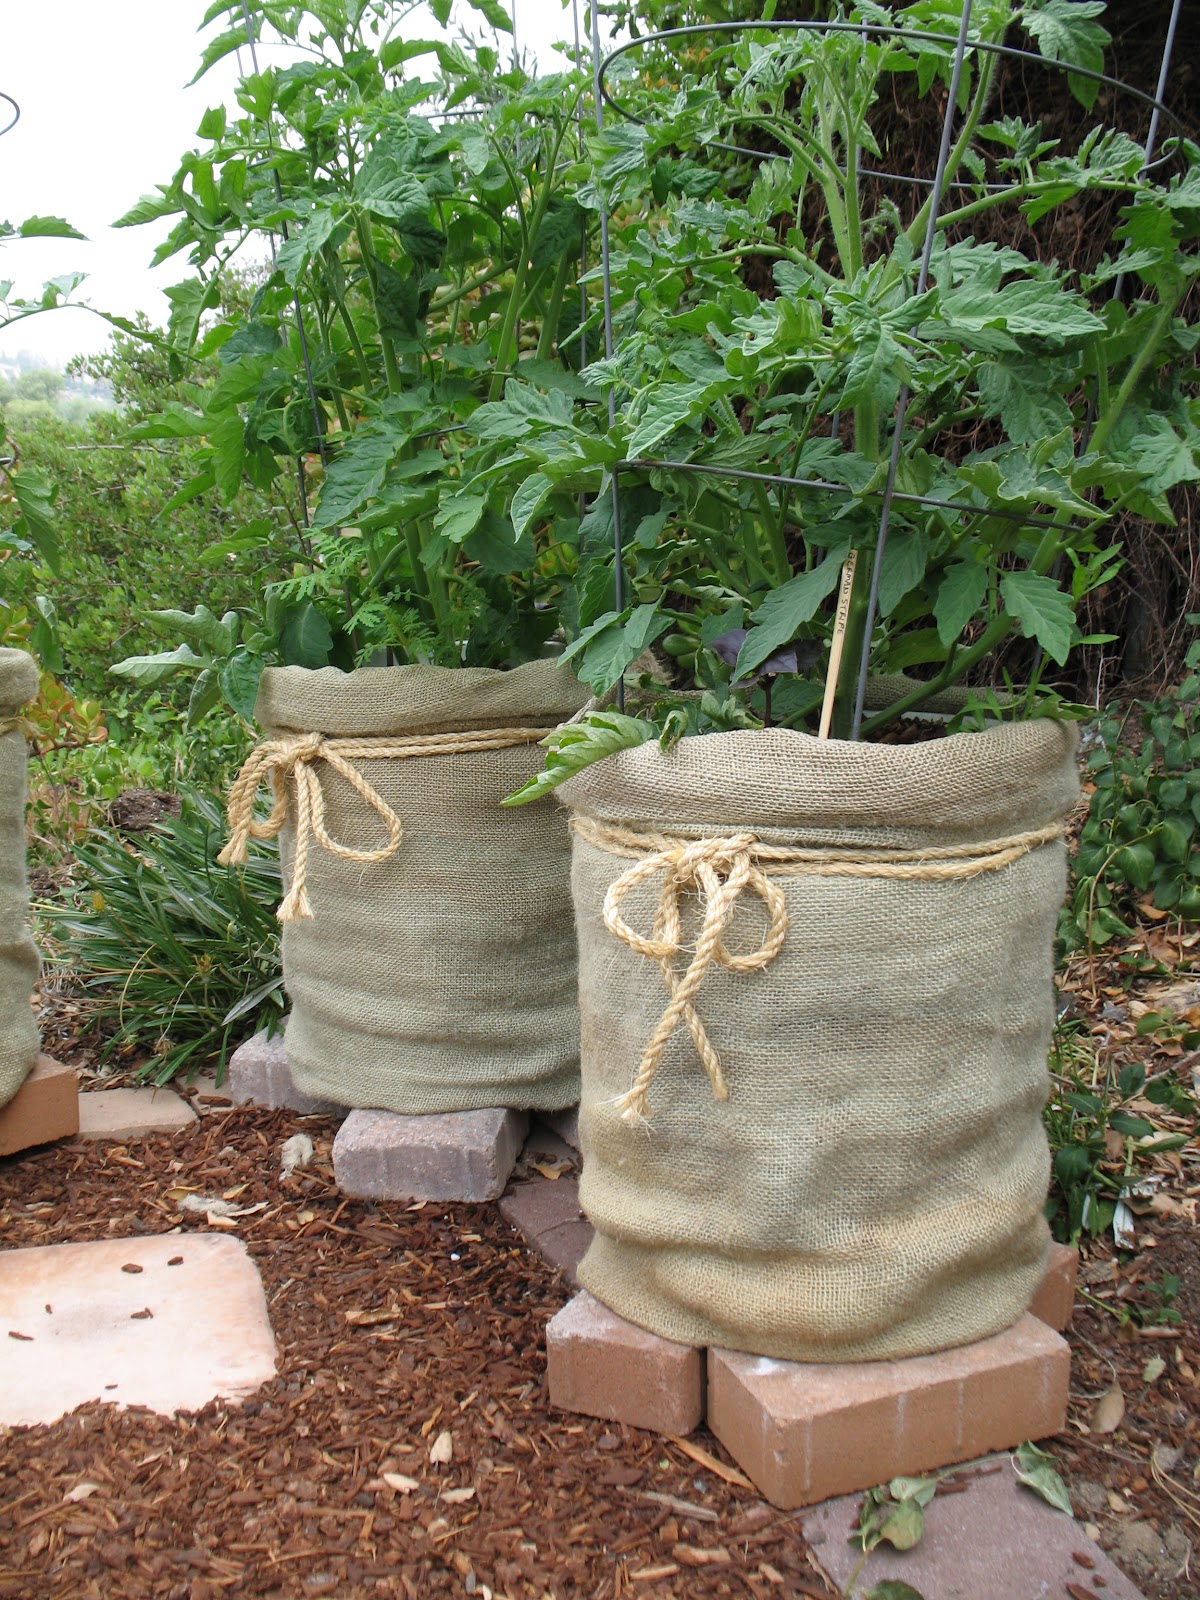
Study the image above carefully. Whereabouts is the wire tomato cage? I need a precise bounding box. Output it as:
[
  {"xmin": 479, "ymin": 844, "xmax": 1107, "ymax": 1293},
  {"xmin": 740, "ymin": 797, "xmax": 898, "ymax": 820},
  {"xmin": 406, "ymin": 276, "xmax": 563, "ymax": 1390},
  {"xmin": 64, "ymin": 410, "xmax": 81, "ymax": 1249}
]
[{"xmin": 577, "ymin": 0, "xmax": 1187, "ymax": 733}]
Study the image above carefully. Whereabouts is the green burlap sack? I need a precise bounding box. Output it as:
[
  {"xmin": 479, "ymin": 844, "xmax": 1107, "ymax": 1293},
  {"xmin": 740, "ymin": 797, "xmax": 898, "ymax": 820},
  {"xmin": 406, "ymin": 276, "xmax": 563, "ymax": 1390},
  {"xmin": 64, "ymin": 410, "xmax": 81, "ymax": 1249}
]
[
  {"xmin": 561, "ymin": 718, "xmax": 1080, "ymax": 1362},
  {"xmin": 0, "ymin": 650, "xmax": 41, "ymax": 1109},
  {"xmin": 222, "ymin": 658, "xmax": 589, "ymax": 1113}
]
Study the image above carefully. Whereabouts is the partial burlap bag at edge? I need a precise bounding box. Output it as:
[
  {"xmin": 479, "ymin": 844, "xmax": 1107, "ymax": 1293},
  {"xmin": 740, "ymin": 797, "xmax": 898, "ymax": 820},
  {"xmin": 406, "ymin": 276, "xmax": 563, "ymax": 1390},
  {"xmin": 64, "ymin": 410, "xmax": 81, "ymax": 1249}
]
[
  {"xmin": 561, "ymin": 716, "xmax": 1079, "ymax": 1363},
  {"xmin": 245, "ymin": 658, "xmax": 589, "ymax": 1113},
  {"xmin": 0, "ymin": 649, "xmax": 41, "ymax": 1108}
]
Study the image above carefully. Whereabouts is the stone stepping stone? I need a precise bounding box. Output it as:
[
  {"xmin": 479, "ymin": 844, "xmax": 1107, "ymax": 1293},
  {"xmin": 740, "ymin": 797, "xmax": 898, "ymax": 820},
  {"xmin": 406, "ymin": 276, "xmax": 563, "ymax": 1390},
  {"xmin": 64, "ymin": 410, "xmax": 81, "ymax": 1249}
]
[
  {"xmin": 0, "ymin": 1233, "xmax": 277, "ymax": 1427},
  {"xmin": 802, "ymin": 1455, "xmax": 1146, "ymax": 1599},
  {"xmin": 76, "ymin": 1086, "xmax": 198, "ymax": 1141}
]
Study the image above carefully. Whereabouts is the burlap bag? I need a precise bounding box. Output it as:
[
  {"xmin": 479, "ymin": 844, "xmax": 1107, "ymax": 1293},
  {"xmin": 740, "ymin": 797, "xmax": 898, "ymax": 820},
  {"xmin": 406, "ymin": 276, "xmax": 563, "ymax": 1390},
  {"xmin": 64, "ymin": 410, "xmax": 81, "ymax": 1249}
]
[
  {"xmin": 221, "ymin": 658, "xmax": 589, "ymax": 1112},
  {"xmin": 561, "ymin": 718, "xmax": 1079, "ymax": 1362},
  {"xmin": 0, "ymin": 650, "xmax": 41, "ymax": 1109}
]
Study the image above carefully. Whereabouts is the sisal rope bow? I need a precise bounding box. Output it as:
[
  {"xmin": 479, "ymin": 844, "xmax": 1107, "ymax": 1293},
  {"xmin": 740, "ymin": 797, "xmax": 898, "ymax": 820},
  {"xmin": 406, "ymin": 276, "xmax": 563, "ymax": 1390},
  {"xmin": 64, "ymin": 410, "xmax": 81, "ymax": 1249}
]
[
  {"xmin": 598, "ymin": 830, "xmax": 789, "ymax": 1124},
  {"xmin": 574, "ymin": 813, "xmax": 1064, "ymax": 1124},
  {"xmin": 218, "ymin": 726, "xmax": 545, "ymax": 922}
]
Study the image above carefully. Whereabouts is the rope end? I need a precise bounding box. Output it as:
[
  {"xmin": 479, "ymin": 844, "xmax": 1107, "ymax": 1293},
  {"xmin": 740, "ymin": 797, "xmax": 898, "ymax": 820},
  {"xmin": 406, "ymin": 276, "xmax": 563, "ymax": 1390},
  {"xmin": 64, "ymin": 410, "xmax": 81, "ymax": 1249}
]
[
  {"xmin": 216, "ymin": 838, "xmax": 248, "ymax": 869},
  {"xmin": 277, "ymin": 883, "xmax": 313, "ymax": 923},
  {"xmin": 613, "ymin": 1087, "xmax": 651, "ymax": 1126}
]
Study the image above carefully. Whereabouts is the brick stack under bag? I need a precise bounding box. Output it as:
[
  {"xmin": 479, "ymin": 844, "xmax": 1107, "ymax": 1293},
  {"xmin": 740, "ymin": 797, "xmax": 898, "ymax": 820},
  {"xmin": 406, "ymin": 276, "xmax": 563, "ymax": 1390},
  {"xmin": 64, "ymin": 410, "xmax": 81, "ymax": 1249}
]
[{"xmin": 549, "ymin": 714, "xmax": 1080, "ymax": 1503}]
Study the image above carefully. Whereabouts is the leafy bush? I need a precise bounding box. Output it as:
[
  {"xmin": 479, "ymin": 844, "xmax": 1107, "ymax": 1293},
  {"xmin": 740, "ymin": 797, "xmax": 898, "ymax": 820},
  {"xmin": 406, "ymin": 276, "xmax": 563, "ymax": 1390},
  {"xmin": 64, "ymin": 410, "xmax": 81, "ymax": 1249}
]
[
  {"xmin": 1044, "ymin": 1018, "xmax": 1194, "ymax": 1242},
  {"xmin": 1065, "ymin": 626, "xmax": 1200, "ymax": 946},
  {"xmin": 41, "ymin": 788, "xmax": 283, "ymax": 1084}
]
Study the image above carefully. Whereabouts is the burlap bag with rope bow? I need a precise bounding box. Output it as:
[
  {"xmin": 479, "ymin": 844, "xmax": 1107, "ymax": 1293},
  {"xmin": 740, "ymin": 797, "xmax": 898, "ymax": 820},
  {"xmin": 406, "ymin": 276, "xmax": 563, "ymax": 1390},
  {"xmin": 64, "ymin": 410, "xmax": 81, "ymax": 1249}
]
[
  {"xmin": 561, "ymin": 714, "xmax": 1079, "ymax": 1362},
  {"xmin": 221, "ymin": 659, "xmax": 589, "ymax": 1112},
  {"xmin": 0, "ymin": 649, "xmax": 41, "ymax": 1109}
]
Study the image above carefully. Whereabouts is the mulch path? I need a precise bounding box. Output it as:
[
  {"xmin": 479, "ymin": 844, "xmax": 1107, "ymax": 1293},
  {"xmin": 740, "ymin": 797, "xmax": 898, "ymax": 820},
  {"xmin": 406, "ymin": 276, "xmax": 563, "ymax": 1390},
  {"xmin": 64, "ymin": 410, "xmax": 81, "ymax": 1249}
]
[{"xmin": 0, "ymin": 1102, "xmax": 835, "ymax": 1600}]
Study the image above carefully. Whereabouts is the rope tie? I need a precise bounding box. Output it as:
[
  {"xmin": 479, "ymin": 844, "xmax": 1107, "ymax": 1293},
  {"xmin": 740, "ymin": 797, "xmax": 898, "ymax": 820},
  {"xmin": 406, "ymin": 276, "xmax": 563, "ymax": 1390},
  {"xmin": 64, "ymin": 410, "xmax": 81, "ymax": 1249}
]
[
  {"xmin": 218, "ymin": 725, "xmax": 546, "ymax": 923},
  {"xmin": 574, "ymin": 813, "xmax": 1063, "ymax": 1125}
]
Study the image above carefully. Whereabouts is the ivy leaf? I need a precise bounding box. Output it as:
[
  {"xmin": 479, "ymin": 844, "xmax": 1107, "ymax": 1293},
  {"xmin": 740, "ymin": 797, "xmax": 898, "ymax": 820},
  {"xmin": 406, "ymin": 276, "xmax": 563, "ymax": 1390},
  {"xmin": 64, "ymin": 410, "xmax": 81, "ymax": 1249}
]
[
  {"xmin": 502, "ymin": 712, "xmax": 657, "ymax": 806},
  {"xmin": 1000, "ymin": 571, "xmax": 1076, "ymax": 664},
  {"xmin": 934, "ymin": 561, "xmax": 988, "ymax": 646},
  {"xmin": 1013, "ymin": 1442, "xmax": 1073, "ymax": 1515}
]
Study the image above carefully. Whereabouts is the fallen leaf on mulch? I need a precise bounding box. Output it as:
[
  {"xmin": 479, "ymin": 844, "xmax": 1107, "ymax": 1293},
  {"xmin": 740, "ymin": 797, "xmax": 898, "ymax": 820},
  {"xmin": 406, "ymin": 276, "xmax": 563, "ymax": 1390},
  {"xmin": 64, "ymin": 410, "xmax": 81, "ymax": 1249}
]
[{"xmin": 1092, "ymin": 1382, "xmax": 1127, "ymax": 1435}]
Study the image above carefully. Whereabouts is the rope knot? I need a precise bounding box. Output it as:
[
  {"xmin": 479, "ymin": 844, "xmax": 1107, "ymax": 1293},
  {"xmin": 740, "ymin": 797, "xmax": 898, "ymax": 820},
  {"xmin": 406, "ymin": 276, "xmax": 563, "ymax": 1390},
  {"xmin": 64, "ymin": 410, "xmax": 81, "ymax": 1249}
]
[
  {"xmin": 216, "ymin": 731, "xmax": 405, "ymax": 924},
  {"xmin": 601, "ymin": 831, "xmax": 790, "ymax": 1125}
]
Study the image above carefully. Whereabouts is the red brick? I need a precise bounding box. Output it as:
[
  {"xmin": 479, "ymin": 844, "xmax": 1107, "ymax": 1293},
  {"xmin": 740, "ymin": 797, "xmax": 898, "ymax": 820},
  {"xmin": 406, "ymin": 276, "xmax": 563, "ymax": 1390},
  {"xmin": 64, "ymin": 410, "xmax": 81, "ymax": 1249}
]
[
  {"xmin": 1029, "ymin": 1242, "xmax": 1078, "ymax": 1332},
  {"xmin": 708, "ymin": 1314, "xmax": 1070, "ymax": 1509},
  {"xmin": 77, "ymin": 1087, "xmax": 197, "ymax": 1141},
  {"xmin": 547, "ymin": 1290, "xmax": 704, "ymax": 1436},
  {"xmin": 0, "ymin": 1056, "xmax": 79, "ymax": 1156},
  {"xmin": 332, "ymin": 1107, "xmax": 528, "ymax": 1202}
]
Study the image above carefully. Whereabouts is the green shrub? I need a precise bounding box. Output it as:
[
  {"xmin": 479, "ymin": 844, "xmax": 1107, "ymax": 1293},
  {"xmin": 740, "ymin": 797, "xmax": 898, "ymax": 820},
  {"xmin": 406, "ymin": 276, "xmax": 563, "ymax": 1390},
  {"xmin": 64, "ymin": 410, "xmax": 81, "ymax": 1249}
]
[
  {"xmin": 41, "ymin": 787, "xmax": 283, "ymax": 1084},
  {"xmin": 1044, "ymin": 1018, "xmax": 1194, "ymax": 1243},
  {"xmin": 1064, "ymin": 626, "xmax": 1200, "ymax": 948}
]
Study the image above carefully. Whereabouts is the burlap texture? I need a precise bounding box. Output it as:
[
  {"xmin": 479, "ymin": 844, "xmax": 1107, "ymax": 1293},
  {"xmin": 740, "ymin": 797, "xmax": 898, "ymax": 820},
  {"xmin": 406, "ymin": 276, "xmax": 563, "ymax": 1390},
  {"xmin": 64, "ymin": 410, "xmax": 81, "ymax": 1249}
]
[
  {"xmin": 0, "ymin": 650, "xmax": 41, "ymax": 1109},
  {"xmin": 255, "ymin": 658, "xmax": 589, "ymax": 1113},
  {"xmin": 561, "ymin": 718, "xmax": 1079, "ymax": 1362}
]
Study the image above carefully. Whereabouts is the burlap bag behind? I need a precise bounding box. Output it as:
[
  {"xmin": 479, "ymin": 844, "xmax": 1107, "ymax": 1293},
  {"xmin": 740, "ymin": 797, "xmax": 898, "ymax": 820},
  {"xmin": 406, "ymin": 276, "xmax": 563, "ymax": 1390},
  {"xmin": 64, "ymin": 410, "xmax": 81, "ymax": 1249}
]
[
  {"xmin": 249, "ymin": 658, "xmax": 589, "ymax": 1112},
  {"xmin": 562, "ymin": 718, "xmax": 1079, "ymax": 1362},
  {"xmin": 0, "ymin": 650, "xmax": 41, "ymax": 1108}
]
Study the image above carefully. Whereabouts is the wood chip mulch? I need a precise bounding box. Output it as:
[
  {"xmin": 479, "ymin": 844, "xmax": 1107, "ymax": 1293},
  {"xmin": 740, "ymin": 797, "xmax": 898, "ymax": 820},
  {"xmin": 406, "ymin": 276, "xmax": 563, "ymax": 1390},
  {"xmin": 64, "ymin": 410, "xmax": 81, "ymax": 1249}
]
[{"xmin": 0, "ymin": 1104, "xmax": 835, "ymax": 1600}]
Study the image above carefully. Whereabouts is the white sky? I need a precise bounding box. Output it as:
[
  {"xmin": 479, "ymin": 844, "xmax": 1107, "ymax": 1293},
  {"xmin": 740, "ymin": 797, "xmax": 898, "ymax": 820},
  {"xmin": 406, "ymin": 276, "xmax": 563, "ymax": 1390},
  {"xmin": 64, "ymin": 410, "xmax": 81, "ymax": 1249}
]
[{"xmin": 1, "ymin": 0, "xmax": 590, "ymax": 369}]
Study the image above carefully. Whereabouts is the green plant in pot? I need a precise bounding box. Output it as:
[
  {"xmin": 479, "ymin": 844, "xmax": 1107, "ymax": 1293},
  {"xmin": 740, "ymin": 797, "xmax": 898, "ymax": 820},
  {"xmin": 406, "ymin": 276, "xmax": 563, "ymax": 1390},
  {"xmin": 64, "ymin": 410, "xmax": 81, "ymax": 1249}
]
[
  {"xmin": 111, "ymin": 3, "xmax": 595, "ymax": 1115},
  {"xmin": 488, "ymin": 1, "xmax": 1200, "ymax": 1363}
]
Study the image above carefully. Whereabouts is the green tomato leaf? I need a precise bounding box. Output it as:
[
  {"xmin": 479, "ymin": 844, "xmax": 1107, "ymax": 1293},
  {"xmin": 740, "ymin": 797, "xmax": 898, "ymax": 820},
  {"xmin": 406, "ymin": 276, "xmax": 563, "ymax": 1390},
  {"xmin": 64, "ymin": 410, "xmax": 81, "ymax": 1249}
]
[
  {"xmin": 934, "ymin": 560, "xmax": 988, "ymax": 646},
  {"xmin": 1000, "ymin": 571, "xmax": 1075, "ymax": 665},
  {"xmin": 877, "ymin": 529, "xmax": 930, "ymax": 617},
  {"xmin": 503, "ymin": 712, "xmax": 657, "ymax": 806},
  {"xmin": 736, "ymin": 548, "xmax": 848, "ymax": 679}
]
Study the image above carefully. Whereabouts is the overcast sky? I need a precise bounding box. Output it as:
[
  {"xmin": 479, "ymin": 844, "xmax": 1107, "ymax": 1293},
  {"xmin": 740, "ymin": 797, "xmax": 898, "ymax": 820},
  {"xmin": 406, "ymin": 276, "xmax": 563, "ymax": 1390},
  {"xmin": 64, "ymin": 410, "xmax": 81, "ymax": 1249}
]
[{"xmin": 1, "ymin": 0, "xmax": 586, "ymax": 369}]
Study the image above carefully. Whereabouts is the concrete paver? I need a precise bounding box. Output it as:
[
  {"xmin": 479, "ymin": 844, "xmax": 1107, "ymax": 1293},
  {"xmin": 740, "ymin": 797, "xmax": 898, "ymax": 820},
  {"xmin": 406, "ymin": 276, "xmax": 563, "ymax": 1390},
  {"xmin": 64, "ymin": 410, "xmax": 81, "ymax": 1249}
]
[
  {"xmin": 0, "ymin": 1233, "xmax": 277, "ymax": 1426},
  {"xmin": 227, "ymin": 1030, "xmax": 344, "ymax": 1116},
  {"xmin": 76, "ymin": 1086, "xmax": 198, "ymax": 1140},
  {"xmin": 803, "ymin": 1455, "xmax": 1146, "ymax": 1599},
  {"xmin": 500, "ymin": 1174, "xmax": 592, "ymax": 1282},
  {"xmin": 332, "ymin": 1106, "xmax": 528, "ymax": 1202}
]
